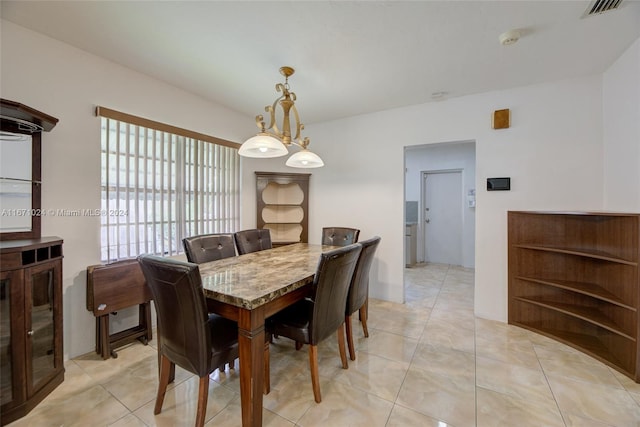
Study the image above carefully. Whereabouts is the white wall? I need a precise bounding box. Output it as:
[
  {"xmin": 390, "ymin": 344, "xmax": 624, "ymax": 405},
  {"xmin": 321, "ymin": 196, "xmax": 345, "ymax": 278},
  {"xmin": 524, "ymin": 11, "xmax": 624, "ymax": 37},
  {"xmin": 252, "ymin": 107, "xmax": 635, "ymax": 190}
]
[
  {"xmin": 301, "ymin": 76, "xmax": 604, "ymax": 318},
  {"xmin": 4, "ymin": 19, "xmax": 636, "ymax": 359},
  {"xmin": 603, "ymin": 37, "xmax": 640, "ymax": 211},
  {"xmin": 404, "ymin": 142, "xmax": 476, "ymax": 268},
  {"xmin": 241, "ymin": 75, "xmax": 605, "ymax": 315},
  {"xmin": 1, "ymin": 21, "xmax": 250, "ymax": 358}
]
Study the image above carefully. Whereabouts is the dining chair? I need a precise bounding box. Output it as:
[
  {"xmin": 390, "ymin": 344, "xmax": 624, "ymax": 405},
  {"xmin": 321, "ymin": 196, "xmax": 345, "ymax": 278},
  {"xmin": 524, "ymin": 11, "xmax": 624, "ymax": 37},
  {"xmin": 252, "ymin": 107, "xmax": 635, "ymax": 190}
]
[
  {"xmin": 137, "ymin": 254, "xmax": 239, "ymax": 427},
  {"xmin": 345, "ymin": 236, "xmax": 381, "ymax": 361},
  {"xmin": 321, "ymin": 227, "xmax": 360, "ymax": 246},
  {"xmin": 233, "ymin": 228, "xmax": 273, "ymax": 255},
  {"xmin": 182, "ymin": 233, "xmax": 238, "ymax": 372},
  {"xmin": 265, "ymin": 243, "xmax": 362, "ymax": 403},
  {"xmin": 182, "ymin": 233, "xmax": 236, "ymax": 263}
]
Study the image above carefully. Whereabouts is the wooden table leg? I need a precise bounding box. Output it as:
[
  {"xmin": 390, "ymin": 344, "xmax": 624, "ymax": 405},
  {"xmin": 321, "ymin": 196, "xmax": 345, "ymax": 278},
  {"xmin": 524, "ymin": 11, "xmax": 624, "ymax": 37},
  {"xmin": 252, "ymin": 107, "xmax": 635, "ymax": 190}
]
[
  {"xmin": 95, "ymin": 317, "xmax": 101, "ymax": 356},
  {"xmin": 139, "ymin": 302, "xmax": 152, "ymax": 344},
  {"xmin": 238, "ymin": 306, "xmax": 265, "ymax": 427},
  {"xmin": 98, "ymin": 315, "xmax": 110, "ymax": 359}
]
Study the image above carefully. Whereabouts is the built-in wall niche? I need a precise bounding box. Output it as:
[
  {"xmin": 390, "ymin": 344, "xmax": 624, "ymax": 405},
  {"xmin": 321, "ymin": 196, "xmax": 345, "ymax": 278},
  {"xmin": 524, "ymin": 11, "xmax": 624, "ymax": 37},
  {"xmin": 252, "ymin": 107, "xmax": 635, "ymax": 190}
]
[
  {"xmin": 256, "ymin": 172, "xmax": 310, "ymax": 246},
  {"xmin": 260, "ymin": 183, "xmax": 306, "ymax": 236},
  {"xmin": 0, "ymin": 99, "xmax": 58, "ymax": 241}
]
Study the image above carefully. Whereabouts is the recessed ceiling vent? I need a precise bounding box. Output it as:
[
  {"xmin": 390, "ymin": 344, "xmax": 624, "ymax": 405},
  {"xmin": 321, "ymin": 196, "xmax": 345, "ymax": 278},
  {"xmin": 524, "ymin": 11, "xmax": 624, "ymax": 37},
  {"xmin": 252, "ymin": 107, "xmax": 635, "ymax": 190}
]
[{"xmin": 583, "ymin": 0, "xmax": 623, "ymax": 17}]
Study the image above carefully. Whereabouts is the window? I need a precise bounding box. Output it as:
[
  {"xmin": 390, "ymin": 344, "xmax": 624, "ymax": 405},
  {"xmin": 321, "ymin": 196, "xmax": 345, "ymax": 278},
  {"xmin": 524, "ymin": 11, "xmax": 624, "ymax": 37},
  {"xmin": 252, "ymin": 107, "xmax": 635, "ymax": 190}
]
[{"xmin": 97, "ymin": 107, "xmax": 240, "ymax": 262}]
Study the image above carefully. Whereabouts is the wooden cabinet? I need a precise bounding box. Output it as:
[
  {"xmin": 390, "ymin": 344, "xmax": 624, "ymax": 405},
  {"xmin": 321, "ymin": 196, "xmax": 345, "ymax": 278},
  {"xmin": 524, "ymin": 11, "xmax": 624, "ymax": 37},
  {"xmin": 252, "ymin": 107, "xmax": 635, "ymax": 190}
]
[
  {"xmin": 256, "ymin": 172, "xmax": 310, "ymax": 246},
  {"xmin": 508, "ymin": 211, "xmax": 639, "ymax": 382},
  {"xmin": 0, "ymin": 237, "xmax": 64, "ymax": 425}
]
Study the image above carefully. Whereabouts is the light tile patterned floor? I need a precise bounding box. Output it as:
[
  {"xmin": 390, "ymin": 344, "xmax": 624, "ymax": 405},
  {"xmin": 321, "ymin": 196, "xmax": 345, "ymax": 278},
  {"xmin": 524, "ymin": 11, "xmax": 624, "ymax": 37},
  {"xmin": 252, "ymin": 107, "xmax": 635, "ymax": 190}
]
[{"xmin": 9, "ymin": 263, "xmax": 640, "ymax": 426}]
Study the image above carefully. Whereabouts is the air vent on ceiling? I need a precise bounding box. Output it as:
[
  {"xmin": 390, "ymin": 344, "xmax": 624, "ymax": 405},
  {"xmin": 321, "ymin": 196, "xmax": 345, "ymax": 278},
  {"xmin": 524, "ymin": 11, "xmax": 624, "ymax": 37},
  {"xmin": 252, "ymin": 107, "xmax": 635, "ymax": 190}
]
[{"xmin": 583, "ymin": 0, "xmax": 623, "ymax": 17}]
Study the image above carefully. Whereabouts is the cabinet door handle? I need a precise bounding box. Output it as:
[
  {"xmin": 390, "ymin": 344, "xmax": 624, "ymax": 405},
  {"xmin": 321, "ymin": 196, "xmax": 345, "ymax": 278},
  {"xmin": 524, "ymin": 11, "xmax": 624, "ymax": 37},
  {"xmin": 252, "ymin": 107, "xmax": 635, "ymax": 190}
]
[{"xmin": 27, "ymin": 330, "xmax": 34, "ymax": 337}]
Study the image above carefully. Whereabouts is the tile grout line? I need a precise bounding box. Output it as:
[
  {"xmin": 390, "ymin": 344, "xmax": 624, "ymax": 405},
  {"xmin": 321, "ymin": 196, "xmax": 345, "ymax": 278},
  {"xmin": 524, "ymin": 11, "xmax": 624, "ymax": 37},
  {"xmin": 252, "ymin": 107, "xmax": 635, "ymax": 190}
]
[{"xmin": 384, "ymin": 263, "xmax": 450, "ymax": 426}]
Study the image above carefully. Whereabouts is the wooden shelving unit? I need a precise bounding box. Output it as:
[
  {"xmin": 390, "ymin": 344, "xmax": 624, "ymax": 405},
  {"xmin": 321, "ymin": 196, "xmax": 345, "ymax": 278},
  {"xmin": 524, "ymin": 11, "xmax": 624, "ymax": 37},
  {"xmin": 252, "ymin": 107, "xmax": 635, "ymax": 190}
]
[
  {"xmin": 1, "ymin": 237, "xmax": 64, "ymax": 425},
  {"xmin": 508, "ymin": 211, "xmax": 640, "ymax": 382},
  {"xmin": 256, "ymin": 172, "xmax": 310, "ymax": 246}
]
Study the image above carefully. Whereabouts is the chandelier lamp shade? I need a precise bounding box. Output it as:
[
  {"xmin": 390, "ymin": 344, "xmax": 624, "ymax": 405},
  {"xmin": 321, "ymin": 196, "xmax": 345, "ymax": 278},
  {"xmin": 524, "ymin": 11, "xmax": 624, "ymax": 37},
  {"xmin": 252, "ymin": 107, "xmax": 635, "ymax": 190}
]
[{"xmin": 239, "ymin": 66, "xmax": 324, "ymax": 168}]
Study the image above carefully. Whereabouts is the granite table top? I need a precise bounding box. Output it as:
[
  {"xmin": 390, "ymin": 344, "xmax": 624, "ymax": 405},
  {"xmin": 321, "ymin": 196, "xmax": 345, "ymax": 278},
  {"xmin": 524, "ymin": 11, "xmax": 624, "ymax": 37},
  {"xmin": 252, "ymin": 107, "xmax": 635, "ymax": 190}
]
[{"xmin": 198, "ymin": 243, "xmax": 337, "ymax": 310}]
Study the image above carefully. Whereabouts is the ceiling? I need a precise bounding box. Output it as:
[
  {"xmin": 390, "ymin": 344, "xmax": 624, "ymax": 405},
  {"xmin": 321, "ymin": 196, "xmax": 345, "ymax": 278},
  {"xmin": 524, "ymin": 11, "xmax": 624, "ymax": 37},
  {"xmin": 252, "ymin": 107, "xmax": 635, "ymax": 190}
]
[{"xmin": 2, "ymin": 1, "xmax": 639, "ymax": 124}]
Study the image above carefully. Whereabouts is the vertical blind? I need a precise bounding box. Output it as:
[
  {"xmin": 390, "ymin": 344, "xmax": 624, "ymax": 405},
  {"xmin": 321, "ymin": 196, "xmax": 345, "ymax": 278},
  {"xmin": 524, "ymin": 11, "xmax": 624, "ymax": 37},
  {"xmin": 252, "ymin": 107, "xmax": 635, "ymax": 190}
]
[{"xmin": 97, "ymin": 107, "xmax": 241, "ymax": 262}]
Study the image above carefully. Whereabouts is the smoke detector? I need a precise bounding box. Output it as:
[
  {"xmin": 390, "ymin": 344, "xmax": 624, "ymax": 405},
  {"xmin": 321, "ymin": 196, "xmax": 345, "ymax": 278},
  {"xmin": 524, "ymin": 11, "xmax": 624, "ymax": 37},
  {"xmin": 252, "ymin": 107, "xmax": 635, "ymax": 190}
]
[{"xmin": 499, "ymin": 30, "xmax": 521, "ymax": 46}]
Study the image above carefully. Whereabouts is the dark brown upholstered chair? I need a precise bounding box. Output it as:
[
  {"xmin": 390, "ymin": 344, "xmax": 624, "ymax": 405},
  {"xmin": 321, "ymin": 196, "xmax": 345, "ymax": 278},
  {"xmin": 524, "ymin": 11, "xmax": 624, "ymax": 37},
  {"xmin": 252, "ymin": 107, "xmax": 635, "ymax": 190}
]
[
  {"xmin": 321, "ymin": 227, "xmax": 360, "ymax": 246},
  {"xmin": 266, "ymin": 243, "xmax": 362, "ymax": 403},
  {"xmin": 182, "ymin": 233, "xmax": 238, "ymax": 372},
  {"xmin": 345, "ymin": 236, "xmax": 381, "ymax": 361},
  {"xmin": 182, "ymin": 233, "xmax": 236, "ymax": 264},
  {"xmin": 137, "ymin": 255, "xmax": 239, "ymax": 427},
  {"xmin": 234, "ymin": 229, "xmax": 273, "ymax": 255}
]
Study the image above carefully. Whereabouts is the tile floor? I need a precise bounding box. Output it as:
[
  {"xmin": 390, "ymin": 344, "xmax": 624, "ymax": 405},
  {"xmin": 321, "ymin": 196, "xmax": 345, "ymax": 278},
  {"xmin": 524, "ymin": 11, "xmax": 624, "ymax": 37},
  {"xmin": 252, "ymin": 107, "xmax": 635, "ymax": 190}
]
[{"xmin": 8, "ymin": 263, "xmax": 640, "ymax": 426}]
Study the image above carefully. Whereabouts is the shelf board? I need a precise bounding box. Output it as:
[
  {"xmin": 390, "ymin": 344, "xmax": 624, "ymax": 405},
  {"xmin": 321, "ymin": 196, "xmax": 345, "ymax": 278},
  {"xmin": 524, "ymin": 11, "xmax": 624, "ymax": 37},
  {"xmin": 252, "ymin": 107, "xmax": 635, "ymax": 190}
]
[
  {"xmin": 514, "ymin": 296, "xmax": 636, "ymax": 341},
  {"xmin": 514, "ymin": 244, "xmax": 637, "ymax": 266},
  {"xmin": 0, "ymin": 192, "xmax": 31, "ymax": 197},
  {"xmin": 514, "ymin": 276, "xmax": 635, "ymax": 311}
]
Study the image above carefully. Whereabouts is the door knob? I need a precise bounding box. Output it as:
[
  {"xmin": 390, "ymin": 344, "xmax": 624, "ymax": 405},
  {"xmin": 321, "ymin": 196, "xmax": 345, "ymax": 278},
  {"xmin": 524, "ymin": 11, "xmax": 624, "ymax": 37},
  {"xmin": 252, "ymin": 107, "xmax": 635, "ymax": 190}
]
[{"xmin": 425, "ymin": 219, "xmax": 430, "ymax": 223}]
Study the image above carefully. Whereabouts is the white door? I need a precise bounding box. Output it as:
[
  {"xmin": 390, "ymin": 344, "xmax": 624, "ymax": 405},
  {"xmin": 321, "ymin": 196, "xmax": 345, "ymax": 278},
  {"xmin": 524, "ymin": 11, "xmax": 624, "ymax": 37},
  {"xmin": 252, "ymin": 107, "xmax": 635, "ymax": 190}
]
[{"xmin": 423, "ymin": 171, "xmax": 463, "ymax": 265}]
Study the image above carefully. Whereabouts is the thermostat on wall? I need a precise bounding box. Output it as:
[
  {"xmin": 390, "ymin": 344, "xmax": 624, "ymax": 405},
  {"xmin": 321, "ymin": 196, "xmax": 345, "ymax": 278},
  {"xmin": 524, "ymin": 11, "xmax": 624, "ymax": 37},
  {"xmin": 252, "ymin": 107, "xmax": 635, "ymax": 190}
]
[{"xmin": 487, "ymin": 177, "xmax": 510, "ymax": 191}]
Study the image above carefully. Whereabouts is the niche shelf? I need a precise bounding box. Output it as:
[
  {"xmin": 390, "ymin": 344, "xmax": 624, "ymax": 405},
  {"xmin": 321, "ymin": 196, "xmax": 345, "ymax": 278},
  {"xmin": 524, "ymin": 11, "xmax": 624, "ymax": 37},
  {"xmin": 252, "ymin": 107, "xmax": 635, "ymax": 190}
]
[{"xmin": 508, "ymin": 211, "xmax": 640, "ymax": 382}]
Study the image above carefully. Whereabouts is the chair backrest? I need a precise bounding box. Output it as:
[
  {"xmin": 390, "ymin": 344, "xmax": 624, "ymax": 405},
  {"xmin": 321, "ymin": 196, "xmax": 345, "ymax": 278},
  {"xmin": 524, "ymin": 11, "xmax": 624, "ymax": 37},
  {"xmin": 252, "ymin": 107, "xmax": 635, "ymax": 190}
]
[
  {"xmin": 309, "ymin": 243, "xmax": 362, "ymax": 344},
  {"xmin": 346, "ymin": 236, "xmax": 381, "ymax": 315},
  {"xmin": 321, "ymin": 227, "xmax": 360, "ymax": 246},
  {"xmin": 183, "ymin": 233, "xmax": 236, "ymax": 264},
  {"xmin": 234, "ymin": 229, "xmax": 272, "ymax": 255},
  {"xmin": 137, "ymin": 254, "xmax": 211, "ymax": 376}
]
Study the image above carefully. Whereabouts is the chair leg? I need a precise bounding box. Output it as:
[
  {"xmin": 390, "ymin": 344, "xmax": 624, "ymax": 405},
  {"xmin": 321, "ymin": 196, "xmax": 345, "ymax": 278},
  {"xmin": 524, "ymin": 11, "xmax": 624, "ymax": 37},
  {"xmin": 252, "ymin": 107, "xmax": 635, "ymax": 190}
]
[
  {"xmin": 359, "ymin": 297, "xmax": 368, "ymax": 321},
  {"xmin": 345, "ymin": 314, "xmax": 356, "ymax": 361},
  {"xmin": 337, "ymin": 323, "xmax": 349, "ymax": 369},
  {"xmin": 195, "ymin": 375, "xmax": 209, "ymax": 427},
  {"xmin": 264, "ymin": 339, "xmax": 271, "ymax": 394},
  {"xmin": 308, "ymin": 345, "xmax": 322, "ymax": 403},
  {"xmin": 295, "ymin": 340, "xmax": 304, "ymax": 351},
  {"xmin": 359, "ymin": 304, "xmax": 369, "ymax": 337},
  {"xmin": 154, "ymin": 355, "xmax": 172, "ymax": 415}
]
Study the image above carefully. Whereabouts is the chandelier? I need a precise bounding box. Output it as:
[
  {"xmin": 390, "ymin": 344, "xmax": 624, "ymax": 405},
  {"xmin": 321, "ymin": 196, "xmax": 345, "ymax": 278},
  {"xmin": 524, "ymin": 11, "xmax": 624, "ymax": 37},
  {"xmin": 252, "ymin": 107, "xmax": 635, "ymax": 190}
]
[{"xmin": 238, "ymin": 66, "xmax": 324, "ymax": 168}]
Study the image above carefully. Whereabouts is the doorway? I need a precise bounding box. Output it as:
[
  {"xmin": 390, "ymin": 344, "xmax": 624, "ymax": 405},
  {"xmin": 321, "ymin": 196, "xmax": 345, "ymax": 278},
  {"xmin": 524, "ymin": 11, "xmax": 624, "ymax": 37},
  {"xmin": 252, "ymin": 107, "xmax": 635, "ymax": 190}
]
[
  {"xmin": 422, "ymin": 170, "xmax": 463, "ymax": 265},
  {"xmin": 403, "ymin": 141, "xmax": 476, "ymax": 305}
]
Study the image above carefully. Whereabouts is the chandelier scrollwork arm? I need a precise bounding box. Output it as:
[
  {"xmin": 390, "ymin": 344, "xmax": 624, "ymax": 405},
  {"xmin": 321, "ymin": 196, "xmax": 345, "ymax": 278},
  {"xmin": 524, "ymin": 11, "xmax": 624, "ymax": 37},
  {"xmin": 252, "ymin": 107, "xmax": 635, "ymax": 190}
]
[
  {"xmin": 266, "ymin": 99, "xmax": 281, "ymax": 137},
  {"xmin": 290, "ymin": 103, "xmax": 304, "ymax": 145},
  {"xmin": 255, "ymin": 114, "xmax": 266, "ymax": 132}
]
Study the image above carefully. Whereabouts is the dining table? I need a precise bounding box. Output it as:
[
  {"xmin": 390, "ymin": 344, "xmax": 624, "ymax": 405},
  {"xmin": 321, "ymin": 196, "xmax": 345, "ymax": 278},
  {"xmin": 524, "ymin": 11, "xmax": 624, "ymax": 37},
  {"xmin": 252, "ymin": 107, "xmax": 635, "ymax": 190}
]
[{"xmin": 197, "ymin": 242, "xmax": 336, "ymax": 427}]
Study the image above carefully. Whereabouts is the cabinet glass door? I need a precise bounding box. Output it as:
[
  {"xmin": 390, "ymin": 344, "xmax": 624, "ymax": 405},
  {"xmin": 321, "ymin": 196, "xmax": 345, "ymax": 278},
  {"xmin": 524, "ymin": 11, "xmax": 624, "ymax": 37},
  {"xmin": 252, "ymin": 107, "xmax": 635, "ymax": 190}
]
[
  {"xmin": 0, "ymin": 132, "xmax": 33, "ymax": 233},
  {"xmin": 0, "ymin": 274, "xmax": 12, "ymax": 406},
  {"xmin": 28, "ymin": 265, "xmax": 56, "ymax": 389}
]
